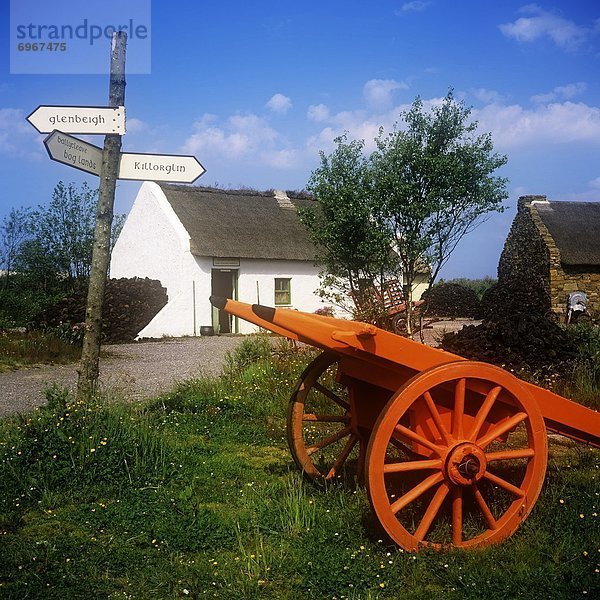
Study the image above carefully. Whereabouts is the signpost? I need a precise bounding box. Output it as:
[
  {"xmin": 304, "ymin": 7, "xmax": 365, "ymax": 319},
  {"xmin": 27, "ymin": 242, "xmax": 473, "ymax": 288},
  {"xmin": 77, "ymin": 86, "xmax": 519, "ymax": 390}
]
[
  {"xmin": 27, "ymin": 32, "xmax": 206, "ymax": 400},
  {"xmin": 119, "ymin": 152, "xmax": 205, "ymax": 183},
  {"xmin": 27, "ymin": 105, "xmax": 126, "ymax": 135},
  {"xmin": 43, "ymin": 131, "xmax": 103, "ymax": 176}
]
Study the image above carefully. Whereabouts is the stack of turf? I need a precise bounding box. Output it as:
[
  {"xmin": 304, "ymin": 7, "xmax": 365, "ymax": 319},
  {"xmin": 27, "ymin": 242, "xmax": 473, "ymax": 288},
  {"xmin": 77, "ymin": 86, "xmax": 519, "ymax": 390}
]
[
  {"xmin": 442, "ymin": 280, "xmax": 577, "ymax": 373},
  {"xmin": 421, "ymin": 282, "xmax": 481, "ymax": 318},
  {"xmin": 30, "ymin": 277, "xmax": 167, "ymax": 343}
]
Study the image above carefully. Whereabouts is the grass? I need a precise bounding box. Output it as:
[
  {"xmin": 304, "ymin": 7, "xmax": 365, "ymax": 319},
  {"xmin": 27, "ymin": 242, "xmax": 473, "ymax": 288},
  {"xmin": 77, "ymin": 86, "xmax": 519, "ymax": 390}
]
[
  {"xmin": 0, "ymin": 337, "xmax": 598, "ymax": 598},
  {"xmin": 0, "ymin": 329, "xmax": 81, "ymax": 372}
]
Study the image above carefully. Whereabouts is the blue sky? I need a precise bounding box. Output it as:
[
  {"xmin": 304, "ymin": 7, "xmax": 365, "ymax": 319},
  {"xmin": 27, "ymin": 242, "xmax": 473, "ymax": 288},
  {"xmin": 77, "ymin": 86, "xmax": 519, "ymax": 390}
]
[{"xmin": 1, "ymin": 1, "xmax": 599, "ymax": 279}]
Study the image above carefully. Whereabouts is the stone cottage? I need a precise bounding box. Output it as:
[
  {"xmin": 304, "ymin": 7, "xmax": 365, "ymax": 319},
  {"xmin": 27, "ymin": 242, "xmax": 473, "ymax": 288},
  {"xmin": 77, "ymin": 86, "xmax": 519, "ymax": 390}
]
[{"xmin": 498, "ymin": 195, "xmax": 600, "ymax": 318}]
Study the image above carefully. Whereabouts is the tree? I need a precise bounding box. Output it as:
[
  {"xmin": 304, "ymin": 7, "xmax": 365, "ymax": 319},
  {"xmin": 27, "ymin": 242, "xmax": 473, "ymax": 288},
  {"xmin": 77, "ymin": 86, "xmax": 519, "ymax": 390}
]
[
  {"xmin": 300, "ymin": 135, "xmax": 397, "ymax": 321},
  {"xmin": 371, "ymin": 91, "xmax": 508, "ymax": 332},
  {"xmin": 28, "ymin": 181, "xmax": 97, "ymax": 290},
  {"xmin": 0, "ymin": 207, "xmax": 31, "ymax": 289},
  {"xmin": 15, "ymin": 182, "xmax": 125, "ymax": 292},
  {"xmin": 304, "ymin": 90, "xmax": 508, "ymax": 334},
  {"xmin": 0, "ymin": 182, "xmax": 125, "ymax": 326}
]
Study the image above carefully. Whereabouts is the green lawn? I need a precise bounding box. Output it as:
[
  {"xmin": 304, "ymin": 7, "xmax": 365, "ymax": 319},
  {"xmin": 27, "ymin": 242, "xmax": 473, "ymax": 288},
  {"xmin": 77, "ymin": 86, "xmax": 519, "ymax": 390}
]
[{"xmin": 0, "ymin": 340, "xmax": 598, "ymax": 599}]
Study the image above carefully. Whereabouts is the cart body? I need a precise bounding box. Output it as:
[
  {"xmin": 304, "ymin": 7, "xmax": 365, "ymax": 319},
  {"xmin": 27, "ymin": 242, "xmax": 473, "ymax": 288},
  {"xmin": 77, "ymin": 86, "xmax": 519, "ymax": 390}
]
[{"xmin": 210, "ymin": 296, "xmax": 600, "ymax": 550}]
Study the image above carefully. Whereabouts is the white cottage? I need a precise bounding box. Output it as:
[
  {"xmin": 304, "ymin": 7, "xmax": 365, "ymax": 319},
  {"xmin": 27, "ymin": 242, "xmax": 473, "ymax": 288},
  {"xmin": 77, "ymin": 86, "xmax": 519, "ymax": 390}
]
[{"xmin": 110, "ymin": 182, "xmax": 325, "ymax": 337}]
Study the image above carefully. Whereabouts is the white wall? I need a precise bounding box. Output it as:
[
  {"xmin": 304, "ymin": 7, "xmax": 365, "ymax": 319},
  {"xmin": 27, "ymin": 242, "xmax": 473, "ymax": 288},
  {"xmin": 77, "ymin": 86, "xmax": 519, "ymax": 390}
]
[
  {"xmin": 235, "ymin": 259, "xmax": 325, "ymax": 334},
  {"xmin": 111, "ymin": 185, "xmax": 328, "ymax": 337},
  {"xmin": 110, "ymin": 182, "xmax": 206, "ymax": 338}
]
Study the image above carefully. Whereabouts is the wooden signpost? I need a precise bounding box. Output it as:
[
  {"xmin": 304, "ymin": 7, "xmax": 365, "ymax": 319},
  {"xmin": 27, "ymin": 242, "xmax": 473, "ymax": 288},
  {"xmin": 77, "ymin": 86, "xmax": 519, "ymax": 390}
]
[{"xmin": 28, "ymin": 31, "xmax": 206, "ymax": 400}]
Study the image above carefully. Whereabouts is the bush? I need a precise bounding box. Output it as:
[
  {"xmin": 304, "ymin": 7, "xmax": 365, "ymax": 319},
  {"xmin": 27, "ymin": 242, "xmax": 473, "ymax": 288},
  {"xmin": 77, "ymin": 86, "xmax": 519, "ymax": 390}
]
[
  {"xmin": 223, "ymin": 334, "xmax": 273, "ymax": 374},
  {"xmin": 422, "ymin": 282, "xmax": 481, "ymax": 318}
]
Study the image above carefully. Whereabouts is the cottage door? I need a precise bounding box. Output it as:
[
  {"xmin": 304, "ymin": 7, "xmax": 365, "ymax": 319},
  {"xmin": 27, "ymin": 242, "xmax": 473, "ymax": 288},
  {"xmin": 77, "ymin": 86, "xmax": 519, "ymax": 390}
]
[{"xmin": 211, "ymin": 269, "xmax": 237, "ymax": 333}]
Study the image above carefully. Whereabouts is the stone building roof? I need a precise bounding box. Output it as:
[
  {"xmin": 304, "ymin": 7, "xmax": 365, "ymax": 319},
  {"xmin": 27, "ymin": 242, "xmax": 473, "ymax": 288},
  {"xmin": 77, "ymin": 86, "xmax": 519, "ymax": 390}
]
[
  {"xmin": 532, "ymin": 200, "xmax": 600, "ymax": 266},
  {"xmin": 159, "ymin": 185, "xmax": 317, "ymax": 261}
]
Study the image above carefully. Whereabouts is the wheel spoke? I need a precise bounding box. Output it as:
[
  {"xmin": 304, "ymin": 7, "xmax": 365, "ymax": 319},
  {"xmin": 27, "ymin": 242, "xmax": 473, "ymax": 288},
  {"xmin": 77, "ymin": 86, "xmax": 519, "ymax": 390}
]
[
  {"xmin": 383, "ymin": 458, "xmax": 443, "ymax": 474},
  {"xmin": 390, "ymin": 472, "xmax": 444, "ymax": 514},
  {"xmin": 314, "ymin": 382, "xmax": 349, "ymax": 411},
  {"xmin": 414, "ymin": 482, "xmax": 450, "ymax": 541},
  {"xmin": 422, "ymin": 391, "xmax": 452, "ymax": 445},
  {"xmin": 325, "ymin": 434, "xmax": 358, "ymax": 479},
  {"xmin": 486, "ymin": 448, "xmax": 535, "ymax": 462},
  {"xmin": 484, "ymin": 471, "xmax": 526, "ymax": 498},
  {"xmin": 476, "ymin": 412, "xmax": 528, "ymax": 449},
  {"xmin": 306, "ymin": 425, "xmax": 352, "ymax": 456},
  {"xmin": 468, "ymin": 385, "xmax": 502, "ymax": 441},
  {"xmin": 472, "ymin": 484, "xmax": 498, "ymax": 530},
  {"xmin": 393, "ymin": 424, "xmax": 444, "ymax": 457},
  {"xmin": 302, "ymin": 413, "xmax": 350, "ymax": 423},
  {"xmin": 453, "ymin": 378, "xmax": 466, "ymax": 438},
  {"xmin": 451, "ymin": 486, "xmax": 463, "ymax": 545}
]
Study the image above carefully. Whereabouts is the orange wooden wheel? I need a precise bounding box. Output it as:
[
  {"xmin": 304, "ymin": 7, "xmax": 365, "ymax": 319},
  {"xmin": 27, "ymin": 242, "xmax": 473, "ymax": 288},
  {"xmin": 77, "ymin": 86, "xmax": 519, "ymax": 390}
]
[
  {"xmin": 366, "ymin": 361, "xmax": 547, "ymax": 551},
  {"xmin": 287, "ymin": 352, "xmax": 362, "ymax": 480}
]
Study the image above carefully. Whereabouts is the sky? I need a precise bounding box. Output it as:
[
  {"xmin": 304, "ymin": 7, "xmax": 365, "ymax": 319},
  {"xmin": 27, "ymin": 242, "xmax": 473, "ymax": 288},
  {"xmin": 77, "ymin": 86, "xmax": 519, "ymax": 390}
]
[{"xmin": 1, "ymin": 0, "xmax": 599, "ymax": 279}]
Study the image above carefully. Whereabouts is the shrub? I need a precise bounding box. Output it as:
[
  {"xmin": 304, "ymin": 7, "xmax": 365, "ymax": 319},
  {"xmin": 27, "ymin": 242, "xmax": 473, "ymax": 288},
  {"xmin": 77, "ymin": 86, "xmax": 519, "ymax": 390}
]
[{"xmin": 223, "ymin": 334, "xmax": 273, "ymax": 374}]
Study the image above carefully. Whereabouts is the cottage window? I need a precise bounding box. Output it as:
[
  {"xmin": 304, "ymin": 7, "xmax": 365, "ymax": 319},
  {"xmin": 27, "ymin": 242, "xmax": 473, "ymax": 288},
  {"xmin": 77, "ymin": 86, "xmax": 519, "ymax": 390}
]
[{"xmin": 274, "ymin": 278, "xmax": 291, "ymax": 305}]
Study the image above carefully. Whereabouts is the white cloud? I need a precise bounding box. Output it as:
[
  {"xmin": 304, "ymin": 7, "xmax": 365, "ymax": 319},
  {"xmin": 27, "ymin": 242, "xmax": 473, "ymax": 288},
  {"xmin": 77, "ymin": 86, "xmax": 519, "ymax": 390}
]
[
  {"xmin": 266, "ymin": 93, "xmax": 292, "ymax": 114},
  {"xmin": 474, "ymin": 101, "xmax": 600, "ymax": 148},
  {"xmin": 398, "ymin": 1, "xmax": 432, "ymax": 13},
  {"xmin": 0, "ymin": 108, "xmax": 43, "ymax": 158},
  {"xmin": 307, "ymin": 104, "xmax": 330, "ymax": 122},
  {"xmin": 531, "ymin": 82, "xmax": 587, "ymax": 104},
  {"xmin": 125, "ymin": 117, "xmax": 149, "ymax": 134},
  {"xmin": 363, "ymin": 79, "xmax": 408, "ymax": 110},
  {"xmin": 499, "ymin": 5, "xmax": 590, "ymax": 51},
  {"xmin": 182, "ymin": 112, "xmax": 297, "ymax": 169},
  {"xmin": 471, "ymin": 88, "xmax": 505, "ymax": 105}
]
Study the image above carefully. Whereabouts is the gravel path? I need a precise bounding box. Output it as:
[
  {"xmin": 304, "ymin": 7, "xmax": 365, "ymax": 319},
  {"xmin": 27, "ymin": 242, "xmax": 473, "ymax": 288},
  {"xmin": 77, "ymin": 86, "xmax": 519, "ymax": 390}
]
[
  {"xmin": 0, "ymin": 336, "xmax": 245, "ymax": 417},
  {"xmin": 0, "ymin": 319, "xmax": 477, "ymax": 418}
]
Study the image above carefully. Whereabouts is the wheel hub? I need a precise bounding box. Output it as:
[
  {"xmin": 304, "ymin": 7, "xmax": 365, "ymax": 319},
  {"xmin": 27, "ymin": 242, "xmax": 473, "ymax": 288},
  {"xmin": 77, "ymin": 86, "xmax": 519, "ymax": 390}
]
[{"xmin": 445, "ymin": 443, "xmax": 487, "ymax": 486}]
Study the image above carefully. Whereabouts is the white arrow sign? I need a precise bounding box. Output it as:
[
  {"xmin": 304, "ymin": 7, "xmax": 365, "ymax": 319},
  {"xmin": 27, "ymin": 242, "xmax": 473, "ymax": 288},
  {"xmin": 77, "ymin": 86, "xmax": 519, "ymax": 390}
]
[
  {"xmin": 28, "ymin": 105, "xmax": 126, "ymax": 135},
  {"xmin": 44, "ymin": 130, "xmax": 103, "ymax": 176},
  {"xmin": 118, "ymin": 152, "xmax": 206, "ymax": 183},
  {"xmin": 44, "ymin": 131, "xmax": 206, "ymax": 183}
]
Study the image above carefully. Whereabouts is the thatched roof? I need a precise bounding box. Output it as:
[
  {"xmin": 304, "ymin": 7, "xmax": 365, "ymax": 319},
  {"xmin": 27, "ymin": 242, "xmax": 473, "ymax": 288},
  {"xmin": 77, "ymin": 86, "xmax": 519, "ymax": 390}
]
[
  {"xmin": 534, "ymin": 201, "xmax": 600, "ymax": 266},
  {"xmin": 158, "ymin": 185, "xmax": 317, "ymax": 261}
]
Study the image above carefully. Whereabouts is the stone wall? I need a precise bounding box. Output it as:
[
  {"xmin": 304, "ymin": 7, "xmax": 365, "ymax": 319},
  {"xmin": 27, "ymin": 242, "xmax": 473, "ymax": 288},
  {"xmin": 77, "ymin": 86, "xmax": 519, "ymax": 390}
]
[
  {"xmin": 496, "ymin": 195, "xmax": 552, "ymax": 316},
  {"xmin": 499, "ymin": 196, "xmax": 600, "ymax": 318}
]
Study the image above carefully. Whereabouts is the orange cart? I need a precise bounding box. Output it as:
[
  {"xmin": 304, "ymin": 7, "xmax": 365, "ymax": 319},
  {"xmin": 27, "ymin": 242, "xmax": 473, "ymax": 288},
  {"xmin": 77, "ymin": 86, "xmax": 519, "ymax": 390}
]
[{"xmin": 210, "ymin": 297, "xmax": 600, "ymax": 551}]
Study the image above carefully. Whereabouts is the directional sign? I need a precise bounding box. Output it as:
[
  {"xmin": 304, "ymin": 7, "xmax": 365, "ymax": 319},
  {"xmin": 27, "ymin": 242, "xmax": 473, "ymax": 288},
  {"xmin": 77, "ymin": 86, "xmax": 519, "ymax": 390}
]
[
  {"xmin": 28, "ymin": 105, "xmax": 126, "ymax": 135},
  {"xmin": 43, "ymin": 130, "xmax": 103, "ymax": 176},
  {"xmin": 43, "ymin": 131, "xmax": 206, "ymax": 183},
  {"xmin": 118, "ymin": 152, "xmax": 206, "ymax": 183}
]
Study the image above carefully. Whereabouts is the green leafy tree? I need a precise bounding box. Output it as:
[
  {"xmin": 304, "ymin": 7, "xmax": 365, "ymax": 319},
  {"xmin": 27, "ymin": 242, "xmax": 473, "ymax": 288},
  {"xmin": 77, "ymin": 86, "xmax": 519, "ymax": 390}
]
[
  {"xmin": 16, "ymin": 182, "xmax": 125, "ymax": 292},
  {"xmin": 1, "ymin": 182, "xmax": 125, "ymax": 326},
  {"xmin": 304, "ymin": 91, "xmax": 508, "ymax": 334},
  {"xmin": 370, "ymin": 91, "xmax": 508, "ymax": 332},
  {"xmin": 300, "ymin": 135, "xmax": 397, "ymax": 321},
  {"xmin": 0, "ymin": 207, "xmax": 31, "ymax": 289}
]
